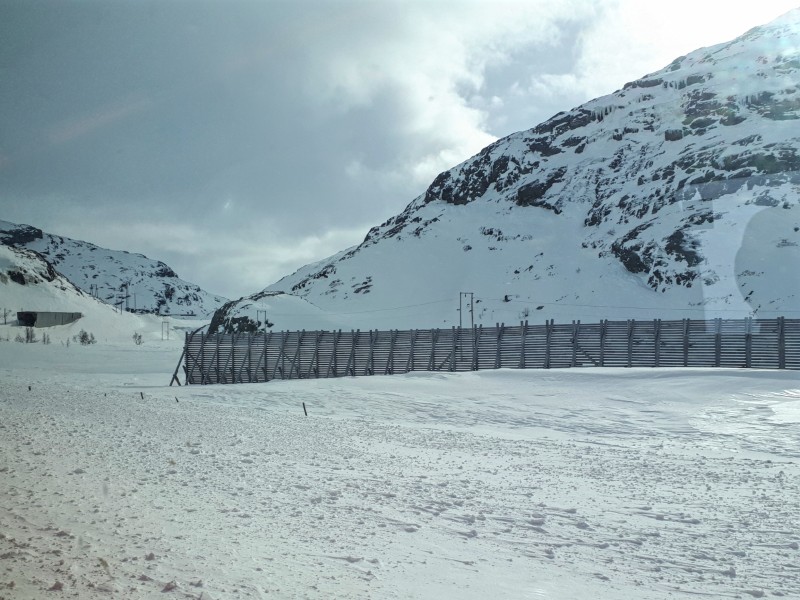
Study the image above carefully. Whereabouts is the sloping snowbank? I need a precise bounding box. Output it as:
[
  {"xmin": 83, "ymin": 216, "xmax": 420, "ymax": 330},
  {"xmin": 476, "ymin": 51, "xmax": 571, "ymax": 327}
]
[{"xmin": 1, "ymin": 340, "xmax": 798, "ymax": 599}]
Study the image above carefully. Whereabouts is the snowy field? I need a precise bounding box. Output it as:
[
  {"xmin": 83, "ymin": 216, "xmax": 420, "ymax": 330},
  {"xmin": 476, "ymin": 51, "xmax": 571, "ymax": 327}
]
[{"xmin": 1, "ymin": 336, "xmax": 799, "ymax": 599}]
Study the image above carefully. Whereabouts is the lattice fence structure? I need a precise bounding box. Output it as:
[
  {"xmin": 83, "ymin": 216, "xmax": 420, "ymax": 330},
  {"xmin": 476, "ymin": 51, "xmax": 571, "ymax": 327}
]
[{"xmin": 180, "ymin": 317, "xmax": 800, "ymax": 385}]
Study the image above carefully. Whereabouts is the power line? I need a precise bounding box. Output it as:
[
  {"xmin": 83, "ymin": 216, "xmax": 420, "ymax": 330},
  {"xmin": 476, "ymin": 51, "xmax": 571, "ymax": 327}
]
[
  {"xmin": 260, "ymin": 298, "xmax": 453, "ymax": 318},
  {"xmin": 484, "ymin": 298, "xmax": 800, "ymax": 314}
]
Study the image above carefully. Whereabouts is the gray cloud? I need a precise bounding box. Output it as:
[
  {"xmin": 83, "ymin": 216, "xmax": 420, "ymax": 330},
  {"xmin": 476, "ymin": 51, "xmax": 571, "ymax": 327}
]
[{"xmin": 1, "ymin": 0, "xmax": 797, "ymax": 297}]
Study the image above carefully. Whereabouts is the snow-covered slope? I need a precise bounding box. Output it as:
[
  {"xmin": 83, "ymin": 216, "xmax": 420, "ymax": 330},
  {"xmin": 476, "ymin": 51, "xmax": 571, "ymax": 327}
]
[
  {"xmin": 2, "ymin": 354, "xmax": 799, "ymax": 599},
  {"xmin": 0, "ymin": 244, "xmax": 88, "ymax": 312},
  {"xmin": 0, "ymin": 219, "xmax": 227, "ymax": 317},
  {"xmin": 0, "ymin": 244, "xmax": 197, "ymax": 344},
  {"xmin": 215, "ymin": 9, "xmax": 800, "ymax": 332}
]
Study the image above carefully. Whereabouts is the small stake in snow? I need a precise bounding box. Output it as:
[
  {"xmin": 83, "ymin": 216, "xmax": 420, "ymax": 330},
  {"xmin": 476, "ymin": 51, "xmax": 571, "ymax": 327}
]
[
  {"xmin": 175, "ymin": 397, "xmax": 179, "ymax": 403},
  {"xmin": 302, "ymin": 402, "xmax": 308, "ymax": 417},
  {"xmin": 28, "ymin": 385, "xmax": 31, "ymax": 391},
  {"xmin": 140, "ymin": 392, "xmax": 144, "ymax": 400}
]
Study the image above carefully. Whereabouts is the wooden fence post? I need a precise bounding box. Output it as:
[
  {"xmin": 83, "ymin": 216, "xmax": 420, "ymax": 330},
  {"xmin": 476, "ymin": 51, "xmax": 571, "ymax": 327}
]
[
  {"xmin": 386, "ymin": 330, "xmax": 396, "ymax": 375},
  {"xmin": 406, "ymin": 329, "xmax": 417, "ymax": 372},
  {"xmin": 334, "ymin": 329, "xmax": 340, "ymax": 377},
  {"xmin": 654, "ymin": 319, "xmax": 661, "ymax": 367},
  {"xmin": 545, "ymin": 319, "xmax": 553, "ymax": 369},
  {"xmin": 571, "ymin": 320, "xmax": 580, "ymax": 367},
  {"xmin": 519, "ymin": 321, "xmax": 527, "ymax": 369},
  {"xmin": 184, "ymin": 332, "xmax": 190, "ymax": 384},
  {"xmin": 346, "ymin": 330, "xmax": 358, "ymax": 376},
  {"xmin": 326, "ymin": 330, "xmax": 340, "ymax": 378},
  {"xmin": 367, "ymin": 330, "xmax": 377, "ymax": 376},
  {"xmin": 287, "ymin": 330, "xmax": 304, "ymax": 378},
  {"xmin": 307, "ymin": 331, "xmax": 323, "ymax": 378},
  {"xmin": 214, "ymin": 334, "xmax": 222, "ymax": 384},
  {"xmin": 428, "ymin": 329, "xmax": 439, "ymax": 371},
  {"xmin": 262, "ymin": 332, "xmax": 273, "ymax": 382},
  {"xmin": 219, "ymin": 333, "xmax": 235, "ymax": 383},
  {"xmin": 200, "ymin": 332, "xmax": 206, "ymax": 384},
  {"xmin": 714, "ymin": 318, "xmax": 722, "ymax": 368},
  {"xmin": 683, "ymin": 319, "xmax": 690, "ymax": 367},
  {"xmin": 450, "ymin": 327, "xmax": 457, "ymax": 371},
  {"xmin": 626, "ymin": 319, "xmax": 634, "ymax": 368},
  {"xmin": 778, "ymin": 316, "xmax": 786, "ymax": 369},
  {"xmin": 599, "ymin": 320, "xmax": 606, "ymax": 367},
  {"xmin": 271, "ymin": 331, "xmax": 288, "ymax": 380},
  {"xmin": 745, "ymin": 318, "xmax": 752, "ymax": 369},
  {"xmin": 243, "ymin": 334, "xmax": 252, "ymax": 383},
  {"xmin": 473, "ymin": 325, "xmax": 479, "ymax": 371},
  {"xmin": 495, "ymin": 323, "xmax": 504, "ymax": 369}
]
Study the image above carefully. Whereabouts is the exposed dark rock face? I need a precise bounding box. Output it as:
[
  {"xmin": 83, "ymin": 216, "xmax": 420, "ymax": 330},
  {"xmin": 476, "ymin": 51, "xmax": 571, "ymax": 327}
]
[
  {"xmin": 0, "ymin": 224, "xmax": 43, "ymax": 246},
  {"xmin": 515, "ymin": 168, "xmax": 568, "ymax": 213},
  {"xmin": 208, "ymin": 297, "xmax": 276, "ymax": 334}
]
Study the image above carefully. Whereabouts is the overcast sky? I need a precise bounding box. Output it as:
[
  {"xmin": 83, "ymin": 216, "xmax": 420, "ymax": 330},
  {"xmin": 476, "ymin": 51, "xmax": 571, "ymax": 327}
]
[{"xmin": 1, "ymin": 0, "xmax": 798, "ymax": 298}]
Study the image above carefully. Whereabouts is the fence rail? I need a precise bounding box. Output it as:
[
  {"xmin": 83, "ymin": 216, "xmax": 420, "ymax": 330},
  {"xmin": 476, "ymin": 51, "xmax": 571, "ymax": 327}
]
[{"xmin": 183, "ymin": 317, "xmax": 800, "ymax": 385}]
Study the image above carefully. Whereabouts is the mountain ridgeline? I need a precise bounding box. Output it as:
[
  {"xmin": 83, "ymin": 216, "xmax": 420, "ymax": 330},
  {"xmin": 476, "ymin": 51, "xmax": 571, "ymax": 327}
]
[
  {"xmin": 217, "ymin": 10, "xmax": 800, "ymax": 332},
  {"xmin": 0, "ymin": 220, "xmax": 227, "ymax": 317}
]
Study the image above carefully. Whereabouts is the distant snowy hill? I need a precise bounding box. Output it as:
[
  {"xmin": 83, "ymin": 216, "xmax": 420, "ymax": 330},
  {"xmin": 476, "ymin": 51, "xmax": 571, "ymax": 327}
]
[
  {"xmin": 0, "ymin": 220, "xmax": 227, "ymax": 317},
  {"xmin": 0, "ymin": 243, "xmax": 204, "ymax": 345},
  {"xmin": 213, "ymin": 9, "xmax": 800, "ymax": 333}
]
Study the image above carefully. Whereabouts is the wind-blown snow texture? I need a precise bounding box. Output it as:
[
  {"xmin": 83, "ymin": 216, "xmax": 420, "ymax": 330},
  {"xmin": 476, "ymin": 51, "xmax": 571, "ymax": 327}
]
[
  {"xmin": 1, "ymin": 338, "xmax": 799, "ymax": 599},
  {"xmin": 215, "ymin": 9, "xmax": 800, "ymax": 333},
  {"xmin": 0, "ymin": 220, "xmax": 227, "ymax": 317}
]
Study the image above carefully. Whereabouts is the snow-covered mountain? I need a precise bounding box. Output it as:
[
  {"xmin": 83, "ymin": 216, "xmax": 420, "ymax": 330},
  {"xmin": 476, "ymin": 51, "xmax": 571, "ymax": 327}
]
[
  {"xmin": 214, "ymin": 10, "xmax": 800, "ymax": 333},
  {"xmin": 0, "ymin": 220, "xmax": 227, "ymax": 317},
  {"xmin": 0, "ymin": 243, "xmax": 205, "ymax": 346}
]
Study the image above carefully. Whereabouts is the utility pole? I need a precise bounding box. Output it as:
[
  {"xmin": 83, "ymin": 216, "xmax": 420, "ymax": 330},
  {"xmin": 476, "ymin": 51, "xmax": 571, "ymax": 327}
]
[
  {"xmin": 458, "ymin": 292, "xmax": 474, "ymax": 329},
  {"xmin": 256, "ymin": 310, "xmax": 268, "ymax": 333},
  {"xmin": 123, "ymin": 280, "xmax": 130, "ymax": 312}
]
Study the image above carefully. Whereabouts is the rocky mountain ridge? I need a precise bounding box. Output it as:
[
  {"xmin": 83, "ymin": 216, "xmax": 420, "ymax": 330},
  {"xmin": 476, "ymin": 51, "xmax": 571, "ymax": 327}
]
[
  {"xmin": 0, "ymin": 220, "xmax": 227, "ymax": 317},
  {"xmin": 221, "ymin": 10, "xmax": 800, "ymax": 331}
]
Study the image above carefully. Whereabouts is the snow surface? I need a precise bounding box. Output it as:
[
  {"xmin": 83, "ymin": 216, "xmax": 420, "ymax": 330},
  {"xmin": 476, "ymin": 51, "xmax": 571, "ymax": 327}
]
[{"xmin": 1, "ymin": 330, "xmax": 799, "ymax": 599}]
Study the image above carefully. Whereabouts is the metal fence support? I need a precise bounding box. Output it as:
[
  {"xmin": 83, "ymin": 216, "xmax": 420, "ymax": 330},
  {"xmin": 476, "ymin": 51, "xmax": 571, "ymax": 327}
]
[
  {"xmin": 428, "ymin": 329, "xmax": 439, "ymax": 371},
  {"xmin": 571, "ymin": 320, "xmax": 579, "ymax": 367},
  {"xmin": 683, "ymin": 319, "xmax": 690, "ymax": 367},
  {"xmin": 472, "ymin": 325, "xmax": 480, "ymax": 371},
  {"xmin": 406, "ymin": 329, "xmax": 417, "ymax": 373},
  {"xmin": 778, "ymin": 316, "xmax": 786, "ymax": 369},
  {"xmin": 450, "ymin": 327, "xmax": 457, "ymax": 372},
  {"xmin": 626, "ymin": 319, "xmax": 634, "ymax": 368},
  {"xmin": 745, "ymin": 318, "xmax": 752, "ymax": 369},
  {"xmin": 545, "ymin": 319, "xmax": 553, "ymax": 369},
  {"xmin": 654, "ymin": 318, "xmax": 661, "ymax": 368},
  {"xmin": 599, "ymin": 320, "xmax": 607, "ymax": 367}
]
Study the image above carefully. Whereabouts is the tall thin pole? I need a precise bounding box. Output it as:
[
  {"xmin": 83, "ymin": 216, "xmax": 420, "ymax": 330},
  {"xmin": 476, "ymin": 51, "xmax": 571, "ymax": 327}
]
[
  {"xmin": 459, "ymin": 292, "xmax": 474, "ymax": 328},
  {"xmin": 458, "ymin": 292, "xmax": 475, "ymax": 361}
]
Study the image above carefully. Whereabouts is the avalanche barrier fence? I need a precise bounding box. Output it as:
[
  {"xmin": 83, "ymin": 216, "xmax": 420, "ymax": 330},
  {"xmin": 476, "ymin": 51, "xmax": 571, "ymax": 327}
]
[{"xmin": 177, "ymin": 317, "xmax": 800, "ymax": 385}]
